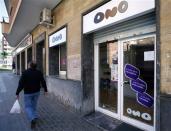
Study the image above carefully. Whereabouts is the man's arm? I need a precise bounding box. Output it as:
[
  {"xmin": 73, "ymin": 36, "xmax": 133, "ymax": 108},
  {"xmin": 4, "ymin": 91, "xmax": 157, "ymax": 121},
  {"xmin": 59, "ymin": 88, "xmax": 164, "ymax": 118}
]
[
  {"xmin": 16, "ymin": 73, "xmax": 25, "ymax": 95},
  {"xmin": 40, "ymin": 72, "xmax": 48, "ymax": 92}
]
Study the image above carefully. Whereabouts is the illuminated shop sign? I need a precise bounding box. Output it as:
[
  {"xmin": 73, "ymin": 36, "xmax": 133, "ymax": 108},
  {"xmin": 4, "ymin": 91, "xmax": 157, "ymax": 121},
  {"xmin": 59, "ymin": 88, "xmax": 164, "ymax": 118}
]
[
  {"xmin": 83, "ymin": 0, "xmax": 155, "ymax": 34},
  {"xmin": 124, "ymin": 64, "xmax": 154, "ymax": 108},
  {"xmin": 49, "ymin": 27, "xmax": 66, "ymax": 47},
  {"xmin": 94, "ymin": 1, "xmax": 128, "ymax": 24}
]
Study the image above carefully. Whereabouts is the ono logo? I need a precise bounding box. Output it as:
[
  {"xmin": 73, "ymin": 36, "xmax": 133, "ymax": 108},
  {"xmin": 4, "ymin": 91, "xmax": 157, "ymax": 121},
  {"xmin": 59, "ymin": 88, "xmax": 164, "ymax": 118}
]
[
  {"xmin": 52, "ymin": 34, "xmax": 62, "ymax": 43},
  {"xmin": 94, "ymin": 1, "xmax": 128, "ymax": 24},
  {"xmin": 127, "ymin": 108, "xmax": 152, "ymax": 121}
]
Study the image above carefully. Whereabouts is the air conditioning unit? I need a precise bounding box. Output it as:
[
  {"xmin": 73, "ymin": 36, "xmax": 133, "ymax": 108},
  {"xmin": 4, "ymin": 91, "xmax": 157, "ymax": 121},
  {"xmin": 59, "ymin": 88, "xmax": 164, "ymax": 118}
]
[{"xmin": 40, "ymin": 8, "xmax": 52, "ymax": 23}]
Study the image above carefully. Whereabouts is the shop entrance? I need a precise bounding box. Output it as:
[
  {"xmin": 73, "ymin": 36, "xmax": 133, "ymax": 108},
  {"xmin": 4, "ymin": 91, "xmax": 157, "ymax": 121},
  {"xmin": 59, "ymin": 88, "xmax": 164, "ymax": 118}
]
[
  {"xmin": 21, "ymin": 51, "xmax": 25, "ymax": 73},
  {"xmin": 27, "ymin": 47, "xmax": 32, "ymax": 64},
  {"xmin": 36, "ymin": 41, "xmax": 45, "ymax": 74},
  {"xmin": 95, "ymin": 35, "xmax": 156, "ymax": 131},
  {"xmin": 17, "ymin": 54, "xmax": 20, "ymax": 74}
]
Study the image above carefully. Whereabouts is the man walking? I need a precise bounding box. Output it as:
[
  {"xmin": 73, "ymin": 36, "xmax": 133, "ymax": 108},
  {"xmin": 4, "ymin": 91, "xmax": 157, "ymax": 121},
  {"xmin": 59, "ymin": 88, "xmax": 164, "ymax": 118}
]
[
  {"xmin": 12, "ymin": 61, "xmax": 16, "ymax": 74},
  {"xmin": 16, "ymin": 61, "xmax": 48, "ymax": 129}
]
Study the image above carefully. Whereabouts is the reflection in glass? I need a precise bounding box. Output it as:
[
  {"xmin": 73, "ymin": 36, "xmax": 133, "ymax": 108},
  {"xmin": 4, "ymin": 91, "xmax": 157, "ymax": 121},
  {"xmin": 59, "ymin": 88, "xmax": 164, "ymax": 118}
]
[
  {"xmin": 123, "ymin": 37, "xmax": 154, "ymax": 125},
  {"xmin": 99, "ymin": 42, "xmax": 118, "ymax": 113}
]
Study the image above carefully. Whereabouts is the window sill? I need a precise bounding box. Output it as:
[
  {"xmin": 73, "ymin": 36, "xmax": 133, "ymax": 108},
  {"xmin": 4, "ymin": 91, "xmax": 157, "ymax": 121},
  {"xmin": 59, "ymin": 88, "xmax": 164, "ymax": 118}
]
[{"xmin": 47, "ymin": 75, "xmax": 67, "ymax": 80}]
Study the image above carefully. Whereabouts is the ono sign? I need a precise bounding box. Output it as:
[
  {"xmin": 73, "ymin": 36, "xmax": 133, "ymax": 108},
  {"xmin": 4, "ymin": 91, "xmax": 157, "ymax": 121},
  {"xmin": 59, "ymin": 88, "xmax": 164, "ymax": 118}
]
[
  {"xmin": 49, "ymin": 27, "xmax": 66, "ymax": 47},
  {"xmin": 94, "ymin": 1, "xmax": 128, "ymax": 24},
  {"xmin": 127, "ymin": 108, "xmax": 152, "ymax": 121},
  {"xmin": 83, "ymin": 0, "xmax": 154, "ymax": 34}
]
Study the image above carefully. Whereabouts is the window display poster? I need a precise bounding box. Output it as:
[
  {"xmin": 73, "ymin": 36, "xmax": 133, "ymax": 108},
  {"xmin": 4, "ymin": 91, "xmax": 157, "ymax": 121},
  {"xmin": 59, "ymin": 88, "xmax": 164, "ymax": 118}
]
[
  {"xmin": 137, "ymin": 92, "xmax": 154, "ymax": 108},
  {"xmin": 124, "ymin": 64, "xmax": 140, "ymax": 80},
  {"xmin": 130, "ymin": 78, "xmax": 147, "ymax": 93},
  {"xmin": 144, "ymin": 51, "xmax": 154, "ymax": 61},
  {"xmin": 111, "ymin": 64, "xmax": 118, "ymax": 81},
  {"xmin": 111, "ymin": 53, "xmax": 118, "ymax": 81},
  {"xmin": 124, "ymin": 64, "xmax": 154, "ymax": 108}
]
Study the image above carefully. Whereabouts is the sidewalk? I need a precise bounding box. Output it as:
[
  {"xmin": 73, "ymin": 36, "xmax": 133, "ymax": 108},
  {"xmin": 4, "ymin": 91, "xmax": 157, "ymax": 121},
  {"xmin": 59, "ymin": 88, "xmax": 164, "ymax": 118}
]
[{"xmin": 0, "ymin": 72, "xmax": 101, "ymax": 131}]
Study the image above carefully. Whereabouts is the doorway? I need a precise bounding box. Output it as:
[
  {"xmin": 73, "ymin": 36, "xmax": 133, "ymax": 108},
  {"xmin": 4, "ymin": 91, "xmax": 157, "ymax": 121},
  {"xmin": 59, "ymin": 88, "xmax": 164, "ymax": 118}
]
[
  {"xmin": 17, "ymin": 54, "xmax": 20, "ymax": 74},
  {"xmin": 36, "ymin": 40, "xmax": 45, "ymax": 74},
  {"xmin": 21, "ymin": 51, "xmax": 25, "ymax": 73},
  {"xmin": 27, "ymin": 47, "xmax": 32, "ymax": 65},
  {"xmin": 94, "ymin": 35, "xmax": 156, "ymax": 131}
]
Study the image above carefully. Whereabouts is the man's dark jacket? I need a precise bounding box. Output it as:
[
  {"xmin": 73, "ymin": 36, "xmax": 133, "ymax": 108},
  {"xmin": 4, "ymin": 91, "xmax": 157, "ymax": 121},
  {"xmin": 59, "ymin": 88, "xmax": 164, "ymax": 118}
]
[{"xmin": 16, "ymin": 68, "xmax": 47, "ymax": 95}]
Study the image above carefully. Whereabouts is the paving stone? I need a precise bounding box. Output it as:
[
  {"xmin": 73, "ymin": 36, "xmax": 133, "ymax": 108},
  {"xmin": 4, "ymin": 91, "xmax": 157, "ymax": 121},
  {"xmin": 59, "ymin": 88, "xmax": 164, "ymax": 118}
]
[{"xmin": 0, "ymin": 72, "xmax": 101, "ymax": 131}]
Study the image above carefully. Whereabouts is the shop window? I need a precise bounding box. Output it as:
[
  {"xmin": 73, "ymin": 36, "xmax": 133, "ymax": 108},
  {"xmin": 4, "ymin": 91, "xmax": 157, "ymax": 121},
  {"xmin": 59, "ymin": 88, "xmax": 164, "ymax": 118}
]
[
  {"xmin": 99, "ymin": 42, "xmax": 118, "ymax": 113},
  {"xmin": 36, "ymin": 40, "xmax": 46, "ymax": 74},
  {"xmin": 49, "ymin": 44, "xmax": 66, "ymax": 77},
  {"xmin": 60, "ymin": 44, "xmax": 67, "ymax": 71}
]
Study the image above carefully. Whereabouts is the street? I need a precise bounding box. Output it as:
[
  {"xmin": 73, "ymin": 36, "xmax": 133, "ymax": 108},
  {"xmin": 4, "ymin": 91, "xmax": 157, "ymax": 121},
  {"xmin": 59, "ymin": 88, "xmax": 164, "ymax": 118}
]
[{"xmin": 0, "ymin": 71, "xmax": 101, "ymax": 131}]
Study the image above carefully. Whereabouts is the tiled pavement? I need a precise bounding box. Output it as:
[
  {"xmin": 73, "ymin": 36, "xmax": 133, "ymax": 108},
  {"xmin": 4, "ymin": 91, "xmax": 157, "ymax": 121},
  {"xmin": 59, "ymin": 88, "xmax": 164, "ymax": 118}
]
[
  {"xmin": 0, "ymin": 71, "xmax": 142, "ymax": 131},
  {"xmin": 0, "ymin": 72, "xmax": 101, "ymax": 131}
]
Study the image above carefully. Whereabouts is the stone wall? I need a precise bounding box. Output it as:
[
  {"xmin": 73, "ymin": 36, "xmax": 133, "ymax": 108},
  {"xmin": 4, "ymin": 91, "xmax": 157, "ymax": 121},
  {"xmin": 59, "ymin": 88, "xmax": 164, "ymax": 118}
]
[
  {"xmin": 160, "ymin": 0, "xmax": 171, "ymax": 131},
  {"xmin": 160, "ymin": 0, "xmax": 171, "ymax": 93},
  {"xmin": 46, "ymin": 77, "xmax": 82, "ymax": 112}
]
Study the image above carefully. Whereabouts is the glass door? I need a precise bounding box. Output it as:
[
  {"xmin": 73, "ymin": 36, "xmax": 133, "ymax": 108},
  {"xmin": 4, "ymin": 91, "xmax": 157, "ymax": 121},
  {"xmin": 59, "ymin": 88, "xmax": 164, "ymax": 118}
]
[
  {"xmin": 95, "ymin": 40, "xmax": 120, "ymax": 118},
  {"xmin": 121, "ymin": 35, "xmax": 156, "ymax": 131},
  {"xmin": 94, "ymin": 35, "xmax": 156, "ymax": 131}
]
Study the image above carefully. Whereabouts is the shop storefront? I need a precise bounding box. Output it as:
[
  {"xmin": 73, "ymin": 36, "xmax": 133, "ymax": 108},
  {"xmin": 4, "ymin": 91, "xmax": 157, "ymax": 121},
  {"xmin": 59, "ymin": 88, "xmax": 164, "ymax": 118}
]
[
  {"xmin": 83, "ymin": 0, "xmax": 156, "ymax": 130},
  {"xmin": 34, "ymin": 33, "xmax": 46, "ymax": 75},
  {"xmin": 13, "ymin": 34, "xmax": 33, "ymax": 74},
  {"xmin": 16, "ymin": 54, "xmax": 20, "ymax": 74},
  {"xmin": 21, "ymin": 51, "xmax": 25, "ymax": 73},
  {"xmin": 48, "ymin": 26, "xmax": 67, "ymax": 78},
  {"xmin": 27, "ymin": 46, "xmax": 33, "ymax": 64},
  {"xmin": 5, "ymin": 0, "xmax": 171, "ymax": 130}
]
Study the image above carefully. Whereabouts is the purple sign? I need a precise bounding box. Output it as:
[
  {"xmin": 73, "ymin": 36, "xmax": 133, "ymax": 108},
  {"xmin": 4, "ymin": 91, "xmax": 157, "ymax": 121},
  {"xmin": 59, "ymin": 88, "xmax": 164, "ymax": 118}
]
[
  {"xmin": 124, "ymin": 63, "xmax": 154, "ymax": 108},
  {"xmin": 124, "ymin": 64, "xmax": 140, "ymax": 80},
  {"xmin": 137, "ymin": 93, "xmax": 154, "ymax": 108},
  {"xmin": 131, "ymin": 78, "xmax": 147, "ymax": 93}
]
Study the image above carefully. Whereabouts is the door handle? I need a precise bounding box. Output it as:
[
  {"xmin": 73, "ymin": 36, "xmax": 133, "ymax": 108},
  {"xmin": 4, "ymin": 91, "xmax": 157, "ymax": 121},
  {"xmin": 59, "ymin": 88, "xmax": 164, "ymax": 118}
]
[{"xmin": 123, "ymin": 81, "xmax": 130, "ymax": 84}]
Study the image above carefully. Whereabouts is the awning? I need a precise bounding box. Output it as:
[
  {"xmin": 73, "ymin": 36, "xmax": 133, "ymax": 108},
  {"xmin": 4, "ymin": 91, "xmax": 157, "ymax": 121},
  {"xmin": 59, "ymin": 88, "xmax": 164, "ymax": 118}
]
[{"xmin": 3, "ymin": 0, "xmax": 62, "ymax": 47}]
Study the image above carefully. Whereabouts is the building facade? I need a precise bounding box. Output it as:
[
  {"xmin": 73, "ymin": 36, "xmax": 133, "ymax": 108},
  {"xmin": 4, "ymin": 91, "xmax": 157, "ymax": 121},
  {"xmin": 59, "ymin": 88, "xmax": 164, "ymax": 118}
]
[
  {"xmin": 1, "ymin": 0, "xmax": 171, "ymax": 131},
  {"xmin": 0, "ymin": 36, "xmax": 13, "ymax": 69},
  {"xmin": 0, "ymin": 39, "xmax": 3, "ymax": 65}
]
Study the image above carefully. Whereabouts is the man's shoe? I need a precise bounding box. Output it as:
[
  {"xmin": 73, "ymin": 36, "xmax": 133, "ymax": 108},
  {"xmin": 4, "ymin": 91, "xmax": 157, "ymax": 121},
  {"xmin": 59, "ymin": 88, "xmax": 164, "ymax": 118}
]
[{"xmin": 31, "ymin": 119, "xmax": 36, "ymax": 129}]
